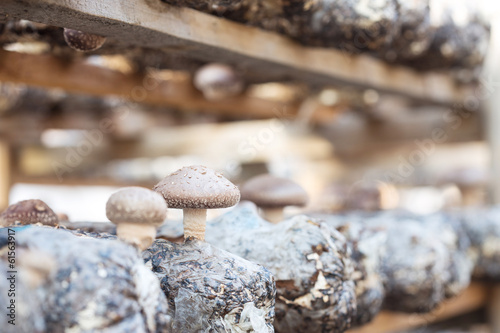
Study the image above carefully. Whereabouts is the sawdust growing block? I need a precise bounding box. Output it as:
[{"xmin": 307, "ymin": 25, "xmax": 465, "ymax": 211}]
[
  {"xmin": 206, "ymin": 203, "xmax": 357, "ymax": 332},
  {"xmin": 0, "ymin": 226, "xmax": 172, "ymax": 332}
]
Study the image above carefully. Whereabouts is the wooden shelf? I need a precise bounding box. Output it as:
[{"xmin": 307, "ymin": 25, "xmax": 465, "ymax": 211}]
[
  {"xmin": 348, "ymin": 283, "xmax": 490, "ymax": 333},
  {"xmin": 0, "ymin": 0, "xmax": 472, "ymax": 105},
  {"xmin": 0, "ymin": 50, "xmax": 343, "ymax": 122}
]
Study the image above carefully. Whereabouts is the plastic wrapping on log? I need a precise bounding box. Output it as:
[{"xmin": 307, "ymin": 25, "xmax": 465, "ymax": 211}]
[
  {"xmin": 206, "ymin": 203, "xmax": 357, "ymax": 333},
  {"xmin": 458, "ymin": 207, "xmax": 500, "ymax": 280},
  {"xmin": 315, "ymin": 214, "xmax": 386, "ymax": 326},
  {"xmin": 61, "ymin": 220, "xmax": 184, "ymax": 242},
  {"xmin": 60, "ymin": 221, "xmax": 117, "ymax": 234},
  {"xmin": 0, "ymin": 226, "xmax": 172, "ymax": 332},
  {"xmin": 143, "ymin": 238, "xmax": 276, "ymax": 333},
  {"xmin": 327, "ymin": 211, "xmax": 474, "ymax": 313},
  {"xmin": 156, "ymin": 219, "xmax": 184, "ymax": 242}
]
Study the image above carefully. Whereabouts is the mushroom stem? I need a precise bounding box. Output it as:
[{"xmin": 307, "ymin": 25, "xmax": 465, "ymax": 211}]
[
  {"xmin": 116, "ymin": 222, "xmax": 156, "ymax": 251},
  {"xmin": 183, "ymin": 208, "xmax": 207, "ymax": 241},
  {"xmin": 261, "ymin": 208, "xmax": 284, "ymax": 224}
]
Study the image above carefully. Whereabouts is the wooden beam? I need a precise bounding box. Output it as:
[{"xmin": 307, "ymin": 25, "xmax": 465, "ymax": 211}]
[
  {"xmin": 0, "ymin": 140, "xmax": 11, "ymax": 210},
  {"xmin": 348, "ymin": 283, "xmax": 489, "ymax": 333},
  {"xmin": 0, "ymin": 0, "xmax": 472, "ymax": 105},
  {"xmin": 11, "ymin": 174, "xmax": 155, "ymax": 189},
  {"xmin": 486, "ymin": 20, "xmax": 500, "ymax": 205},
  {"xmin": 0, "ymin": 50, "xmax": 341, "ymax": 121},
  {"xmin": 485, "ymin": 18, "xmax": 500, "ymax": 333}
]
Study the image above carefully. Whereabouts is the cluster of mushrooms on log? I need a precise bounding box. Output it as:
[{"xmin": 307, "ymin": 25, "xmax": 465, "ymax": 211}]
[{"xmin": 1, "ymin": 167, "xmax": 499, "ymax": 332}]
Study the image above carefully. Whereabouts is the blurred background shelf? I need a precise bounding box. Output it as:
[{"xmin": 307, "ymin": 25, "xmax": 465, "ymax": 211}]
[{"xmin": 0, "ymin": 0, "xmax": 472, "ymax": 105}]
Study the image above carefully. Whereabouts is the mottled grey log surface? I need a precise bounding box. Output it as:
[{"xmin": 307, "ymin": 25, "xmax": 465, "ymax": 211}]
[
  {"xmin": 0, "ymin": 0, "xmax": 473, "ymax": 105},
  {"xmin": 206, "ymin": 203, "xmax": 357, "ymax": 333},
  {"xmin": 458, "ymin": 207, "xmax": 500, "ymax": 280},
  {"xmin": 0, "ymin": 226, "xmax": 172, "ymax": 333},
  {"xmin": 315, "ymin": 214, "xmax": 386, "ymax": 326},
  {"xmin": 144, "ymin": 237, "xmax": 276, "ymax": 332},
  {"xmin": 0, "ymin": 260, "xmax": 46, "ymax": 333},
  {"xmin": 322, "ymin": 211, "xmax": 474, "ymax": 313}
]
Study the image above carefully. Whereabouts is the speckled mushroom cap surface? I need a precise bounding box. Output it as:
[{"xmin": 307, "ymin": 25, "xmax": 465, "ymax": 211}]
[
  {"xmin": 153, "ymin": 165, "xmax": 240, "ymax": 209},
  {"xmin": 106, "ymin": 187, "xmax": 167, "ymax": 226},
  {"xmin": 0, "ymin": 199, "xmax": 58, "ymax": 227},
  {"xmin": 240, "ymin": 174, "xmax": 308, "ymax": 208},
  {"xmin": 63, "ymin": 28, "xmax": 106, "ymax": 52}
]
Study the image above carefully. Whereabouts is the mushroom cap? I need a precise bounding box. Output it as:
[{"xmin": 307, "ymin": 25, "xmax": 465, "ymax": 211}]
[
  {"xmin": 0, "ymin": 199, "xmax": 59, "ymax": 227},
  {"xmin": 153, "ymin": 165, "xmax": 240, "ymax": 209},
  {"xmin": 193, "ymin": 63, "xmax": 243, "ymax": 99},
  {"xmin": 106, "ymin": 187, "xmax": 167, "ymax": 226},
  {"xmin": 240, "ymin": 174, "xmax": 309, "ymax": 208},
  {"xmin": 63, "ymin": 28, "xmax": 106, "ymax": 52}
]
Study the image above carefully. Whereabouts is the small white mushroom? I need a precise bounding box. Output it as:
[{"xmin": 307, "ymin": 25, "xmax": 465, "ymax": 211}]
[
  {"xmin": 63, "ymin": 28, "xmax": 107, "ymax": 52},
  {"xmin": 193, "ymin": 63, "xmax": 244, "ymax": 100},
  {"xmin": 106, "ymin": 187, "xmax": 167, "ymax": 250},
  {"xmin": 240, "ymin": 174, "xmax": 309, "ymax": 223},
  {"xmin": 153, "ymin": 165, "xmax": 240, "ymax": 241}
]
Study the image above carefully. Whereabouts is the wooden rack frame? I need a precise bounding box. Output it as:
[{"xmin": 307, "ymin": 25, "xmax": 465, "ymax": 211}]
[
  {"xmin": 348, "ymin": 283, "xmax": 490, "ymax": 333},
  {"xmin": 0, "ymin": 50, "xmax": 341, "ymax": 122},
  {"xmin": 1, "ymin": 0, "xmax": 471, "ymax": 105}
]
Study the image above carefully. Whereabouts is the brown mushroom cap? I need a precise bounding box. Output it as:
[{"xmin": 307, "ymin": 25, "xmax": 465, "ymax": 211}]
[
  {"xmin": 63, "ymin": 28, "xmax": 106, "ymax": 52},
  {"xmin": 240, "ymin": 174, "xmax": 309, "ymax": 208},
  {"xmin": 106, "ymin": 187, "xmax": 167, "ymax": 226},
  {"xmin": 153, "ymin": 165, "xmax": 240, "ymax": 209},
  {"xmin": 0, "ymin": 199, "xmax": 58, "ymax": 227}
]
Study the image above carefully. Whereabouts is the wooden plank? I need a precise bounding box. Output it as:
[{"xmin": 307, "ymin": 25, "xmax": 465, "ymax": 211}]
[
  {"xmin": 0, "ymin": 50, "xmax": 341, "ymax": 121},
  {"xmin": 489, "ymin": 286, "xmax": 500, "ymax": 333},
  {"xmin": 0, "ymin": 0, "xmax": 472, "ymax": 105},
  {"xmin": 485, "ymin": 18, "xmax": 500, "ymax": 333},
  {"xmin": 486, "ymin": 20, "xmax": 500, "ymax": 205},
  {"xmin": 348, "ymin": 283, "xmax": 489, "ymax": 333},
  {"xmin": 0, "ymin": 141, "xmax": 10, "ymax": 210},
  {"xmin": 11, "ymin": 174, "xmax": 155, "ymax": 189}
]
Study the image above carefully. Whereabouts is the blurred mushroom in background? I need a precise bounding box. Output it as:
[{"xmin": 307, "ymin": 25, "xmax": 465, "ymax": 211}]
[
  {"xmin": 193, "ymin": 63, "xmax": 244, "ymax": 100},
  {"xmin": 437, "ymin": 167, "xmax": 489, "ymax": 207},
  {"xmin": 56, "ymin": 212, "xmax": 70, "ymax": 222},
  {"xmin": 240, "ymin": 174, "xmax": 309, "ymax": 223},
  {"xmin": 63, "ymin": 28, "xmax": 107, "ymax": 52},
  {"xmin": 309, "ymin": 180, "xmax": 399, "ymax": 214}
]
